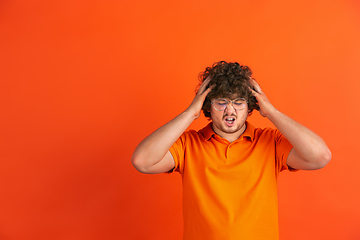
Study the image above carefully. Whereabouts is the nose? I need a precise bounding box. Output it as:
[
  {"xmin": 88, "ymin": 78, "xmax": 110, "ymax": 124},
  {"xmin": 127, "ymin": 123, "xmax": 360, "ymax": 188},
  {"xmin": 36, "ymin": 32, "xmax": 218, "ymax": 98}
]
[{"xmin": 224, "ymin": 101, "xmax": 236, "ymax": 114}]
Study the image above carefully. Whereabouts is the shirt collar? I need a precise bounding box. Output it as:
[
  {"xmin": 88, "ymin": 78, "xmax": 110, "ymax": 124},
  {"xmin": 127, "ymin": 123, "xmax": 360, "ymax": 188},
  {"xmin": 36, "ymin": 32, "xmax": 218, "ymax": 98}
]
[
  {"xmin": 199, "ymin": 121, "xmax": 255, "ymax": 142},
  {"xmin": 241, "ymin": 121, "xmax": 255, "ymax": 141},
  {"xmin": 200, "ymin": 122, "xmax": 215, "ymax": 140}
]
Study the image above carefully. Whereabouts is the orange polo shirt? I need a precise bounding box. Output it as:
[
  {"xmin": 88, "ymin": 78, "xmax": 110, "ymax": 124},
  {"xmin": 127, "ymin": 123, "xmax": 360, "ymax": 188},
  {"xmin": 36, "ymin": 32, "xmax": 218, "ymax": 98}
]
[{"xmin": 169, "ymin": 121, "xmax": 295, "ymax": 240}]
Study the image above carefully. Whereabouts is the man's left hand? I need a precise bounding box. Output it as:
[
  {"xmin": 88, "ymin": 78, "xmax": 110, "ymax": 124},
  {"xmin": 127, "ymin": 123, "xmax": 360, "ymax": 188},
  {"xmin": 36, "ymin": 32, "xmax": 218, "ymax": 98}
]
[{"xmin": 248, "ymin": 78, "xmax": 277, "ymax": 118}]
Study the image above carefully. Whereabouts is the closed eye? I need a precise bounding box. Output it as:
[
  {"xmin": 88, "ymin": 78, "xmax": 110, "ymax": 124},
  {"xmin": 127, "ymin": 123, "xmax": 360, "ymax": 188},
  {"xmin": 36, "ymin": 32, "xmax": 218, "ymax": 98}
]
[{"xmin": 234, "ymin": 102, "xmax": 245, "ymax": 106}]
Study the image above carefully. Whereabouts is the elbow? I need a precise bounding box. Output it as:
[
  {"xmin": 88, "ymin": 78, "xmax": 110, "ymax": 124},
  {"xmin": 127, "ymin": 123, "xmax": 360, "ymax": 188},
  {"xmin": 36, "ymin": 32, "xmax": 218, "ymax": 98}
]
[
  {"xmin": 315, "ymin": 148, "xmax": 332, "ymax": 169},
  {"xmin": 131, "ymin": 154, "xmax": 147, "ymax": 173},
  {"xmin": 323, "ymin": 148, "xmax": 332, "ymax": 166}
]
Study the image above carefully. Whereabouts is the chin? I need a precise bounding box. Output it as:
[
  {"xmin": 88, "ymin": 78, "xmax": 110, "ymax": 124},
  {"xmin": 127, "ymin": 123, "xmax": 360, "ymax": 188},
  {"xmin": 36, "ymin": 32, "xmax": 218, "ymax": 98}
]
[{"xmin": 221, "ymin": 125, "xmax": 243, "ymax": 134}]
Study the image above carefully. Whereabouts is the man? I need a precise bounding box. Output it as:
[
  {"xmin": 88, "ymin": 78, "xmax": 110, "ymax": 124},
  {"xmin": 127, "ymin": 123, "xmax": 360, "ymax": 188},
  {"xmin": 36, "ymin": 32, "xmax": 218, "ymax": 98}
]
[{"xmin": 131, "ymin": 61, "xmax": 331, "ymax": 240}]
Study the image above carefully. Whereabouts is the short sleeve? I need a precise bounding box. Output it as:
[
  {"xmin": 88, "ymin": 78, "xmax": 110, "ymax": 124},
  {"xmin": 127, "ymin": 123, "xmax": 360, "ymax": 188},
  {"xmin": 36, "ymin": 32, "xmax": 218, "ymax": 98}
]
[
  {"xmin": 274, "ymin": 129, "xmax": 298, "ymax": 172},
  {"xmin": 168, "ymin": 132, "xmax": 187, "ymax": 174}
]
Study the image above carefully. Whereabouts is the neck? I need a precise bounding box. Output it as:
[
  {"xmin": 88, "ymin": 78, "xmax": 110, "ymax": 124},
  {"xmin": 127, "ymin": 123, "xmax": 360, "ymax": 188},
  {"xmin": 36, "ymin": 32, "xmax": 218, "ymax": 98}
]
[{"xmin": 211, "ymin": 123, "xmax": 247, "ymax": 143}]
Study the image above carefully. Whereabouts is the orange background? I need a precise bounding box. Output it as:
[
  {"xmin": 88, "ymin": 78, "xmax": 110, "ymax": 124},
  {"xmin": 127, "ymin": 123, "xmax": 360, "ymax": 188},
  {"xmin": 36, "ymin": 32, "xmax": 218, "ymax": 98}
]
[{"xmin": 1, "ymin": 0, "xmax": 360, "ymax": 239}]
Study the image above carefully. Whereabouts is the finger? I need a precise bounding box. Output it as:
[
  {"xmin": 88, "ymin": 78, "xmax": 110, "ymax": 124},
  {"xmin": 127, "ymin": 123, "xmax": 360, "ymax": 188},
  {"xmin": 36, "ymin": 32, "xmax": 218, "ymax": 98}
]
[
  {"xmin": 204, "ymin": 76, "xmax": 211, "ymax": 82},
  {"xmin": 249, "ymin": 87, "xmax": 259, "ymax": 97},
  {"xmin": 249, "ymin": 78, "xmax": 262, "ymax": 93},
  {"xmin": 202, "ymin": 84, "xmax": 214, "ymax": 96},
  {"xmin": 198, "ymin": 77, "xmax": 212, "ymax": 95}
]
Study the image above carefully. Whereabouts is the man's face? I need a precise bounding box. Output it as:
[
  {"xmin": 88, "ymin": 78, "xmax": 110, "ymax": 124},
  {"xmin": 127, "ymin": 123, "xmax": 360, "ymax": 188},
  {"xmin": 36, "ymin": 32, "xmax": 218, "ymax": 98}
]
[{"xmin": 210, "ymin": 96, "xmax": 249, "ymax": 141}]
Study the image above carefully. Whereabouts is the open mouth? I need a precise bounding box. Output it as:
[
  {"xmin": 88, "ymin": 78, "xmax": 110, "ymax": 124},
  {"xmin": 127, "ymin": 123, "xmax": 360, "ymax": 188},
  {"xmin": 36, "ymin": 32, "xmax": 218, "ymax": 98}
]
[{"xmin": 224, "ymin": 117, "xmax": 236, "ymax": 126}]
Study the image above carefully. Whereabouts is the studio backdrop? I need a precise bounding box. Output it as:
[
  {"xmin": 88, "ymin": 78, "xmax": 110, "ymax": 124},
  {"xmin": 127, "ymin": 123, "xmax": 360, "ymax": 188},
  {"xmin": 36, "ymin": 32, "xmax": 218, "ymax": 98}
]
[{"xmin": 1, "ymin": 0, "xmax": 359, "ymax": 239}]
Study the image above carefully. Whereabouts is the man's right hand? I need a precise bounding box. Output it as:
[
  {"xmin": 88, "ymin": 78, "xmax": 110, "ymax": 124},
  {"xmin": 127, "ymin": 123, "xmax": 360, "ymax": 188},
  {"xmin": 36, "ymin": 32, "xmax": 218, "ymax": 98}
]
[{"xmin": 186, "ymin": 77, "xmax": 214, "ymax": 119}]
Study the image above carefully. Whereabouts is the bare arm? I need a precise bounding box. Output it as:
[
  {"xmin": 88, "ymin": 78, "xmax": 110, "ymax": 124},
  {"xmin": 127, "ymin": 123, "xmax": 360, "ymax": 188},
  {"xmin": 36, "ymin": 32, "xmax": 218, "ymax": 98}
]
[
  {"xmin": 249, "ymin": 79, "xmax": 331, "ymax": 170},
  {"xmin": 131, "ymin": 78, "xmax": 213, "ymax": 174}
]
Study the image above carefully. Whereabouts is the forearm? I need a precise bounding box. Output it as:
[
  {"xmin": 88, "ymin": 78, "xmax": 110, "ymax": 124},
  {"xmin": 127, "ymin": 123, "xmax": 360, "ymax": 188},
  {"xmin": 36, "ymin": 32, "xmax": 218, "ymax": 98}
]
[
  {"xmin": 131, "ymin": 110, "xmax": 195, "ymax": 171},
  {"xmin": 132, "ymin": 77, "xmax": 213, "ymax": 173},
  {"xmin": 267, "ymin": 108, "xmax": 331, "ymax": 167}
]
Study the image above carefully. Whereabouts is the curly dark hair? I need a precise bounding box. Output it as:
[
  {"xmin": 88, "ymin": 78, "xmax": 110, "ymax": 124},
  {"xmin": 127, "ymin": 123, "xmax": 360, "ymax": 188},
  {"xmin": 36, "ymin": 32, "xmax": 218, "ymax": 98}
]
[{"xmin": 197, "ymin": 61, "xmax": 259, "ymax": 119}]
